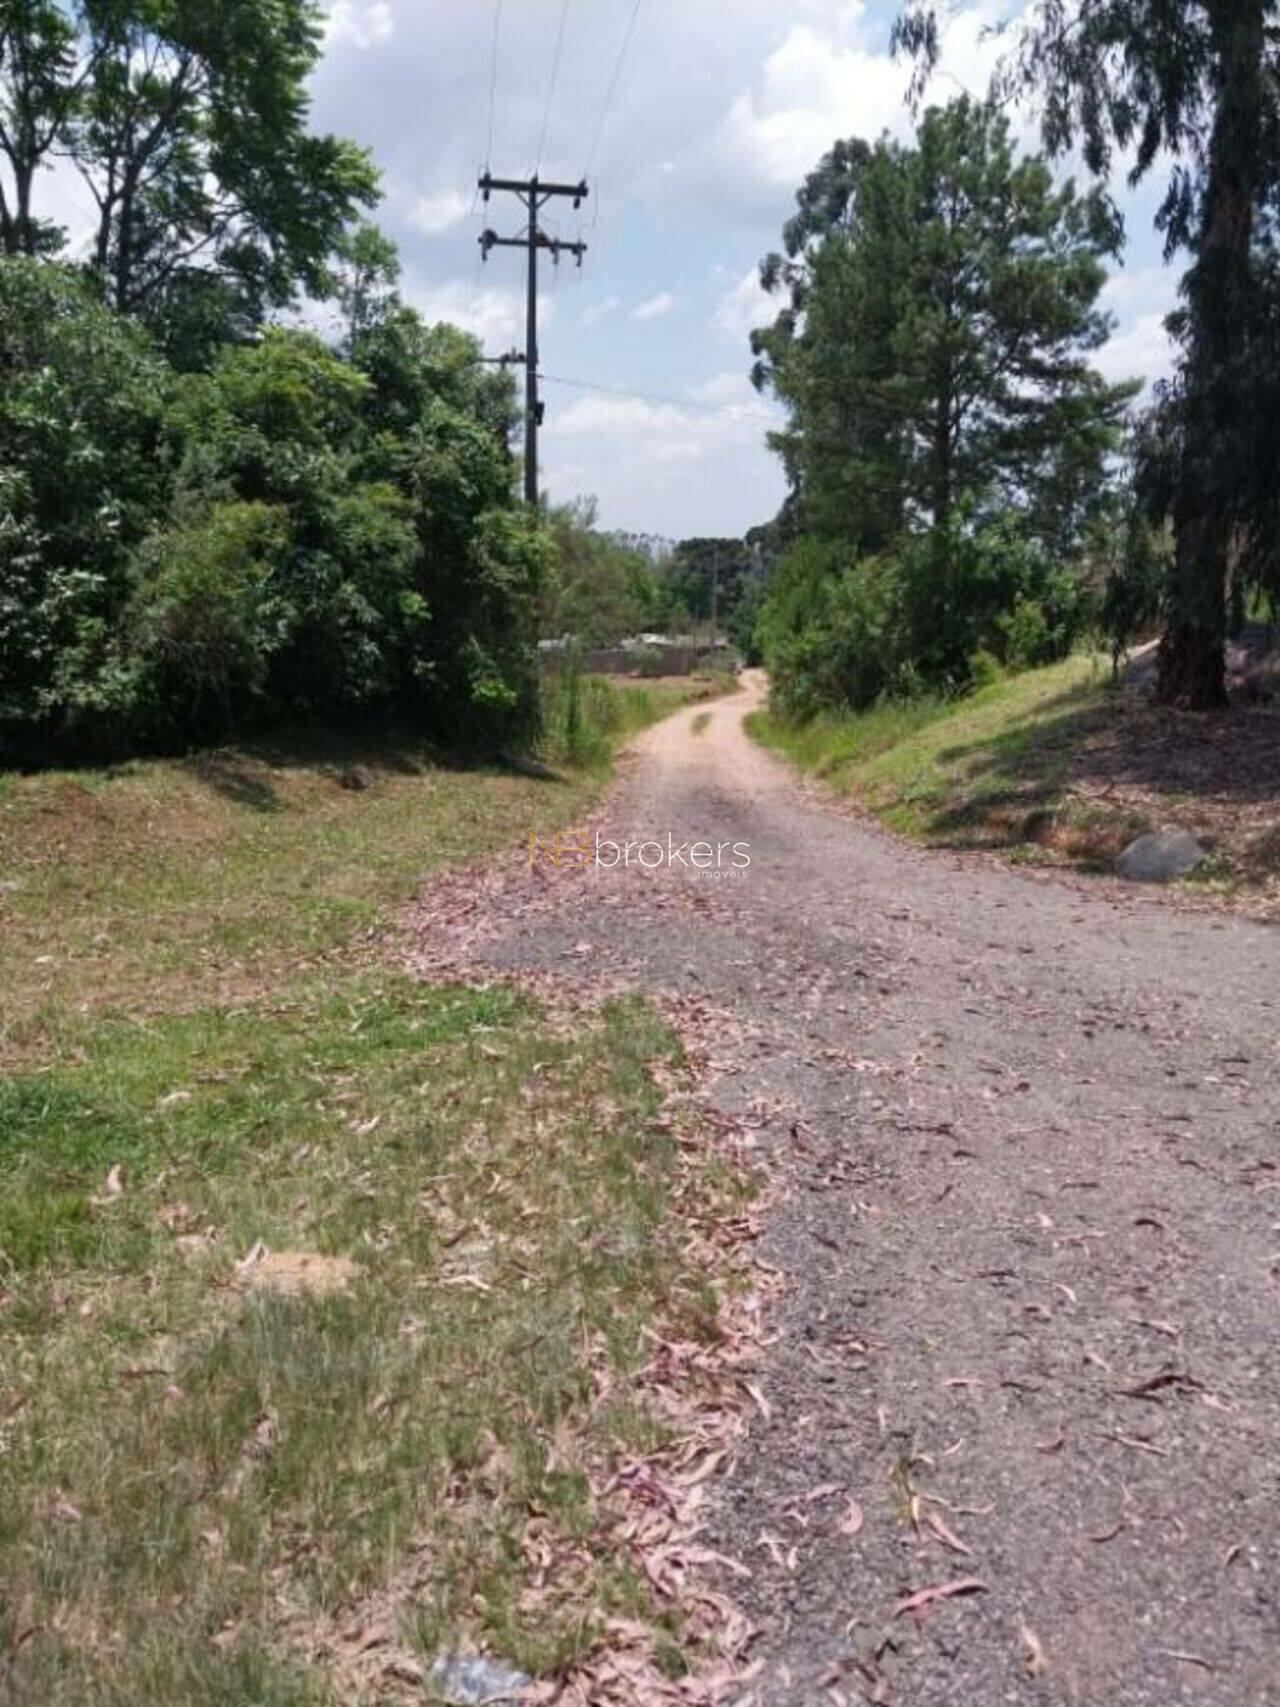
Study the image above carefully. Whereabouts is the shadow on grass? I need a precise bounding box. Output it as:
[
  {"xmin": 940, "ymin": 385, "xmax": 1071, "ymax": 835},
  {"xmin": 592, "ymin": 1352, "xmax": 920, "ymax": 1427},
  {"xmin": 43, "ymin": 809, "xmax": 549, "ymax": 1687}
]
[
  {"xmin": 923, "ymin": 682, "xmax": 1280, "ymax": 848},
  {"xmin": 176, "ymin": 724, "xmax": 560, "ymax": 813}
]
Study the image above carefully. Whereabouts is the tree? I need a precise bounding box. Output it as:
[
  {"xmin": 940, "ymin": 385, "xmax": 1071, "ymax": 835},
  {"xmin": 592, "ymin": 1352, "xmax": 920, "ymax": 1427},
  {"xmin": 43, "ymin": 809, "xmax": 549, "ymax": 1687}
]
[
  {"xmin": 0, "ymin": 2, "xmax": 377, "ymax": 347},
  {"xmin": 754, "ymin": 97, "xmax": 1133, "ymax": 565},
  {"xmin": 333, "ymin": 219, "xmax": 400, "ymax": 354},
  {"xmin": 893, "ymin": 0, "xmax": 1279, "ymax": 708},
  {"xmin": 0, "ymin": 259, "xmax": 170, "ymax": 755},
  {"xmin": 665, "ymin": 538, "xmax": 756, "ymax": 632},
  {"xmin": 541, "ymin": 499, "xmax": 661, "ymax": 646}
]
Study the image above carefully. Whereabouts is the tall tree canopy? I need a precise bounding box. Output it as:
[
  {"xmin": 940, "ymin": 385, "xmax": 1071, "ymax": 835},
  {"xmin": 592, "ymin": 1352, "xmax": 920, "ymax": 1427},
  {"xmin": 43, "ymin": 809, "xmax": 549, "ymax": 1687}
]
[
  {"xmin": 753, "ymin": 97, "xmax": 1132, "ymax": 562},
  {"xmin": 894, "ymin": 0, "xmax": 1280, "ymax": 706},
  {"xmin": 0, "ymin": 0, "xmax": 377, "ymax": 352}
]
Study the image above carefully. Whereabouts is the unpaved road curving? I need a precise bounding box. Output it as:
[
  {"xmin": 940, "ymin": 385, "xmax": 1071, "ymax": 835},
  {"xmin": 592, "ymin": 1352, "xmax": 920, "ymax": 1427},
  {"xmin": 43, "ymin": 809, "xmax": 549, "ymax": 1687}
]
[{"xmin": 414, "ymin": 672, "xmax": 1279, "ymax": 1705}]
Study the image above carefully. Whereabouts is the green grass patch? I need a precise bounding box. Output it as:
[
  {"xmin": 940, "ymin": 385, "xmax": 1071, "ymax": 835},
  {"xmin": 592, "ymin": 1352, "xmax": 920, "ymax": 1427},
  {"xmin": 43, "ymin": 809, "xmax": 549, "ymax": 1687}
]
[{"xmin": 0, "ymin": 682, "xmax": 716, "ymax": 1064}]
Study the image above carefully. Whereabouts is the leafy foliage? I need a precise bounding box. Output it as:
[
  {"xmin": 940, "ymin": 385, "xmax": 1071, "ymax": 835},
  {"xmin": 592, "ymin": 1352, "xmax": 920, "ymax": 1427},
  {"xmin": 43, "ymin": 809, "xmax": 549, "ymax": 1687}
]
[
  {"xmin": 0, "ymin": 260, "xmax": 170, "ymax": 744},
  {"xmin": 760, "ymin": 517, "xmax": 1089, "ymax": 719},
  {"xmin": 0, "ymin": 1, "xmax": 378, "ymax": 359},
  {"xmin": 0, "ymin": 261, "xmax": 547, "ymax": 762},
  {"xmin": 541, "ymin": 499, "xmax": 663, "ymax": 647}
]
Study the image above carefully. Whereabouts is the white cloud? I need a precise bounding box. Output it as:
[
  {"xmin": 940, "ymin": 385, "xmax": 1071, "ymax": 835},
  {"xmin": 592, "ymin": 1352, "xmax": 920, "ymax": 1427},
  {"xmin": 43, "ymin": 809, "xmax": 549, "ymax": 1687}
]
[
  {"xmin": 701, "ymin": 2, "xmax": 1022, "ymax": 208},
  {"xmin": 632, "ymin": 291, "xmax": 678, "ymax": 321},
  {"xmin": 324, "ymin": 0, "xmax": 393, "ymax": 50},
  {"xmin": 409, "ymin": 189, "xmax": 470, "ymax": 236},
  {"xmin": 1096, "ymin": 313, "xmax": 1177, "ymax": 391},
  {"xmin": 712, "ymin": 266, "xmax": 773, "ymax": 343},
  {"xmin": 542, "ymin": 382, "xmax": 787, "ymax": 535},
  {"xmin": 403, "ymin": 277, "xmax": 555, "ymax": 347},
  {"xmin": 689, "ymin": 370, "xmax": 766, "ymax": 408},
  {"xmin": 1096, "ymin": 267, "xmax": 1180, "ymax": 390},
  {"xmin": 579, "ymin": 295, "xmax": 621, "ymax": 328}
]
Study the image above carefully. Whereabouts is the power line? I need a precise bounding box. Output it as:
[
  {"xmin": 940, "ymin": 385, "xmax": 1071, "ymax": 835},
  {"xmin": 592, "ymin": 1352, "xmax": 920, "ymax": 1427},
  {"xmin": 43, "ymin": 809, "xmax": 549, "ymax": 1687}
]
[
  {"xmin": 484, "ymin": 0, "xmax": 503, "ymax": 170},
  {"xmin": 535, "ymin": 0, "xmax": 573, "ymax": 172},
  {"xmin": 583, "ymin": 0, "xmax": 643, "ymax": 178},
  {"xmin": 539, "ymin": 371, "xmax": 779, "ymax": 426}
]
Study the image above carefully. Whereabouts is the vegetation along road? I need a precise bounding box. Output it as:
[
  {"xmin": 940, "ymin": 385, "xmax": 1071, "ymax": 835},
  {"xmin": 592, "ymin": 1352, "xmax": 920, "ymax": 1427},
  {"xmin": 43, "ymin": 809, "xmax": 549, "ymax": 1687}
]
[{"xmin": 413, "ymin": 671, "xmax": 1279, "ymax": 1706}]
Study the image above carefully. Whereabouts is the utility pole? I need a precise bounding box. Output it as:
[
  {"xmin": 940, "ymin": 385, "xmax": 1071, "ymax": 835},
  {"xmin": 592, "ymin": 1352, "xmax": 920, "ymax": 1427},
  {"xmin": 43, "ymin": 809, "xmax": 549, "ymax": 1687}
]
[
  {"xmin": 479, "ymin": 173, "xmax": 588, "ymax": 508},
  {"xmin": 709, "ymin": 546, "xmax": 721, "ymax": 652}
]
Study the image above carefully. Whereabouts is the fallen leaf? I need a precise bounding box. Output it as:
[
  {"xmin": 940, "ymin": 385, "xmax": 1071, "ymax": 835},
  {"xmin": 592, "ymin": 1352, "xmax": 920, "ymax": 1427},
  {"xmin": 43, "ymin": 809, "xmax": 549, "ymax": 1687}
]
[
  {"xmin": 1089, "ymin": 1519, "xmax": 1126, "ymax": 1543},
  {"xmin": 1159, "ymin": 1649, "xmax": 1215, "ymax": 1671},
  {"xmin": 838, "ymin": 1498, "xmax": 865, "ymax": 1538},
  {"xmin": 925, "ymin": 1511, "xmax": 974, "ymax": 1558},
  {"xmin": 893, "ymin": 1577, "xmax": 987, "ymax": 1618},
  {"xmin": 235, "ymin": 1240, "xmax": 267, "ymax": 1273},
  {"xmin": 1020, "ymin": 1619, "xmax": 1048, "ymax": 1677},
  {"xmin": 742, "ymin": 1379, "xmax": 772, "ymax": 1420},
  {"xmin": 1104, "ymin": 1431, "xmax": 1169, "ymax": 1458}
]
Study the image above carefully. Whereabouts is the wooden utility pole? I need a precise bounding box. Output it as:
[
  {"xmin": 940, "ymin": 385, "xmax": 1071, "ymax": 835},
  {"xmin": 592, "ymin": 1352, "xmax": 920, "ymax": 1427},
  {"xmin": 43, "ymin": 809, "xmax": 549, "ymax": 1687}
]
[{"xmin": 479, "ymin": 173, "xmax": 588, "ymax": 507}]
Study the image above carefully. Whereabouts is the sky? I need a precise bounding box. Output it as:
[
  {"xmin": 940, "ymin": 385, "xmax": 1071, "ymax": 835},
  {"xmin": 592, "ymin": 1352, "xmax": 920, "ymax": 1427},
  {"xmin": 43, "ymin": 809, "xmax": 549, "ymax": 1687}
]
[{"xmin": 309, "ymin": 2, "xmax": 1181, "ymax": 539}]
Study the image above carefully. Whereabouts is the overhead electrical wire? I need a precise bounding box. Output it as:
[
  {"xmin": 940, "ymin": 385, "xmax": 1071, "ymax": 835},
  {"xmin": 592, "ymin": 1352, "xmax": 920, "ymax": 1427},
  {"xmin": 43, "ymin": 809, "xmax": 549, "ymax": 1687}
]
[
  {"xmin": 483, "ymin": 0, "xmax": 503, "ymax": 171},
  {"xmin": 583, "ymin": 0, "xmax": 643, "ymax": 179},
  {"xmin": 535, "ymin": 0, "xmax": 573, "ymax": 172},
  {"xmin": 539, "ymin": 371, "xmax": 779, "ymax": 426}
]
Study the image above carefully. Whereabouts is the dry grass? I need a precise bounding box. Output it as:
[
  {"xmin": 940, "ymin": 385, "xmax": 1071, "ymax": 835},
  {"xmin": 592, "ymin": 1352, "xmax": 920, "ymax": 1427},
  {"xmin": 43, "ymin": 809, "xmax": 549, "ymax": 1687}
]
[{"xmin": 0, "ymin": 979, "xmax": 753, "ymax": 1704}]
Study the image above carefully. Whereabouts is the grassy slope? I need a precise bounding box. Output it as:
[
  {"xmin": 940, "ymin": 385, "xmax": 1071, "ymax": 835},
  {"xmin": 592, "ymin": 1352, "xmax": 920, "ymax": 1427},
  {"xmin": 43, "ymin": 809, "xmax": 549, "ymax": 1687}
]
[
  {"xmin": 0, "ymin": 678, "xmax": 748, "ymax": 1704},
  {"xmin": 748, "ymin": 654, "xmax": 1109, "ymax": 839},
  {"xmin": 748, "ymin": 652, "xmax": 1280, "ymax": 907}
]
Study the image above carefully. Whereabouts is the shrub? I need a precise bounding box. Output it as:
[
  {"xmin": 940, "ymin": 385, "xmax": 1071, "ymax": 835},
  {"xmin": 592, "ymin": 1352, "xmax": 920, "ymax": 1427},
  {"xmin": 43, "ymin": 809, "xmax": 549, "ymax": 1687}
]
[
  {"xmin": 126, "ymin": 503, "xmax": 291, "ymax": 742},
  {"xmin": 0, "ymin": 261, "xmax": 171, "ymax": 755}
]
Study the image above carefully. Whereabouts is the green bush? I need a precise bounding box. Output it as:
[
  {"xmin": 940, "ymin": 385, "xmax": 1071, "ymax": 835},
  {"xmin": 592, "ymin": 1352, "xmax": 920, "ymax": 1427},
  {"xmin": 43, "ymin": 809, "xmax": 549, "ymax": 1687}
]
[
  {"xmin": 757, "ymin": 538, "xmax": 902, "ymax": 717},
  {"xmin": 126, "ymin": 502, "xmax": 290, "ymax": 741},
  {"xmin": 0, "ymin": 266, "xmax": 548, "ymax": 762},
  {"xmin": 760, "ymin": 516, "xmax": 1091, "ymax": 718}
]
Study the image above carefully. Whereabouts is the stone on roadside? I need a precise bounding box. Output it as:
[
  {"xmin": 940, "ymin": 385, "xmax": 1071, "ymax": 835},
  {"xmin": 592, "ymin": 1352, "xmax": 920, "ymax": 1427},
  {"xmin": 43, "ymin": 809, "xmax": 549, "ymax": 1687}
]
[{"xmin": 1115, "ymin": 829, "xmax": 1206, "ymax": 883}]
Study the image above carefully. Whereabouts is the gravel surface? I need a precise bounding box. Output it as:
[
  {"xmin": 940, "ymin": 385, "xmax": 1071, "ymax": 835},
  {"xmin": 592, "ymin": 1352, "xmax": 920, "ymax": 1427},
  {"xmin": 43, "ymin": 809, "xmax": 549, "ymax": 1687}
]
[{"xmin": 409, "ymin": 673, "xmax": 1279, "ymax": 1706}]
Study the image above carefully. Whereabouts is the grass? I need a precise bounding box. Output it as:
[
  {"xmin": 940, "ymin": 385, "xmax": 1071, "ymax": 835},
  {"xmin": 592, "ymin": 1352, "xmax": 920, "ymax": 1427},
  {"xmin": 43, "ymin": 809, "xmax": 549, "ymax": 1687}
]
[
  {"xmin": 540, "ymin": 671, "xmax": 734, "ymax": 770},
  {"xmin": 0, "ymin": 679, "xmax": 722, "ymax": 1065},
  {"xmin": 0, "ymin": 676, "xmax": 749, "ymax": 1702},
  {"xmin": 749, "ymin": 651, "xmax": 1280, "ymax": 912},
  {"xmin": 748, "ymin": 654, "xmax": 1110, "ymax": 840}
]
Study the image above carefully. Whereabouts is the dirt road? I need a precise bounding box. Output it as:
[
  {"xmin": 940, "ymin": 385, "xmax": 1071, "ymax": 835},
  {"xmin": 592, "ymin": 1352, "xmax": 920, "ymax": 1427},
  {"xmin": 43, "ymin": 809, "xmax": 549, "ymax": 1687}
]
[{"xmin": 413, "ymin": 672, "xmax": 1279, "ymax": 1705}]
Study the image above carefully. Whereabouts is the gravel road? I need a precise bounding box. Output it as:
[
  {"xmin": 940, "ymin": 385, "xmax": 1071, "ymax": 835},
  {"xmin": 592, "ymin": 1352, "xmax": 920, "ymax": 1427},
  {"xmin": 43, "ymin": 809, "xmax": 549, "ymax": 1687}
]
[{"xmin": 412, "ymin": 672, "xmax": 1279, "ymax": 1706}]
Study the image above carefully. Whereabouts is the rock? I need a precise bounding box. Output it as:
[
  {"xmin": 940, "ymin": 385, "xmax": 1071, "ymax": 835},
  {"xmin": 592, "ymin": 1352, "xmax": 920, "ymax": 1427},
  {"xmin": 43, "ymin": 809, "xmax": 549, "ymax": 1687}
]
[
  {"xmin": 428, "ymin": 1655, "xmax": 531, "ymax": 1705},
  {"xmin": 1115, "ymin": 829, "xmax": 1206, "ymax": 883}
]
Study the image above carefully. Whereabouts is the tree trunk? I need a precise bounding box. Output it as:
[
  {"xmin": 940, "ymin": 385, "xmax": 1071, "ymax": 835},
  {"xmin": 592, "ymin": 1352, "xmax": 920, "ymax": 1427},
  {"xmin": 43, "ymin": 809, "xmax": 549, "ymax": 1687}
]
[{"xmin": 1157, "ymin": 0, "xmax": 1265, "ymax": 710}]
